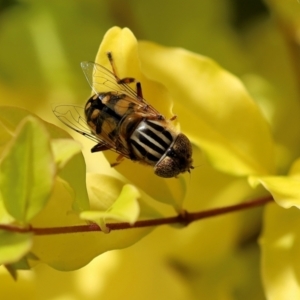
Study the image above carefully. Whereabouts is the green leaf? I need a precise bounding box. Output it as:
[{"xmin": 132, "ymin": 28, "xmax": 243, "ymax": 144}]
[
  {"xmin": 85, "ymin": 173, "xmax": 162, "ymax": 220},
  {"xmin": 51, "ymin": 138, "xmax": 89, "ymax": 212},
  {"xmin": 0, "ymin": 231, "xmax": 32, "ymax": 265},
  {"xmin": 0, "ymin": 106, "xmax": 89, "ymax": 213},
  {"xmin": 30, "ymin": 175, "xmax": 159, "ymax": 271},
  {"xmin": 5, "ymin": 256, "xmax": 31, "ymax": 280},
  {"xmin": 8, "ymin": 256, "xmax": 31, "ymax": 270},
  {"xmin": 0, "ymin": 106, "xmax": 32, "ymax": 135},
  {"xmin": 0, "ymin": 116, "xmax": 55, "ymax": 222},
  {"xmin": 51, "ymin": 138, "xmax": 82, "ymax": 170},
  {"xmin": 0, "ymin": 123, "xmax": 12, "ymax": 155},
  {"xmin": 0, "ymin": 106, "xmax": 74, "ymax": 140},
  {"xmin": 80, "ymin": 184, "xmax": 140, "ymax": 225},
  {"xmin": 57, "ymin": 152, "xmax": 89, "ymax": 212},
  {"xmin": 0, "ymin": 192, "xmax": 14, "ymax": 224}
]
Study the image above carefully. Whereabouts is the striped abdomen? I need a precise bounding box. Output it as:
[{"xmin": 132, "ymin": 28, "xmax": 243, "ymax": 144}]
[{"xmin": 129, "ymin": 119, "xmax": 176, "ymax": 165}]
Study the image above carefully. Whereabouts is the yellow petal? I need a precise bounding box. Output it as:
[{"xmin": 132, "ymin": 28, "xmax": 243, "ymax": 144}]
[{"xmin": 138, "ymin": 42, "xmax": 275, "ymax": 176}]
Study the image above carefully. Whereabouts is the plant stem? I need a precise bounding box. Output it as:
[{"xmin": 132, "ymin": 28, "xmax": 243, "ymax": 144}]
[{"xmin": 0, "ymin": 196, "xmax": 274, "ymax": 235}]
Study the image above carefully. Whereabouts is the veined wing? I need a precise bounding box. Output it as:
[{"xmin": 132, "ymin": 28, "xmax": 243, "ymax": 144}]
[
  {"xmin": 52, "ymin": 104, "xmax": 131, "ymax": 157},
  {"xmin": 81, "ymin": 61, "xmax": 161, "ymax": 117}
]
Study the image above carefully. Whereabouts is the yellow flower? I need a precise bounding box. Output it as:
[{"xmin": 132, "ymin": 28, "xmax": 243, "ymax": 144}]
[
  {"xmin": 0, "ymin": 26, "xmax": 277, "ymax": 272},
  {"xmin": 84, "ymin": 27, "xmax": 276, "ymax": 212}
]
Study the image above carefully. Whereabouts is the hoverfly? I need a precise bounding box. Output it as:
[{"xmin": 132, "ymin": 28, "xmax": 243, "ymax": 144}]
[{"xmin": 53, "ymin": 52, "xmax": 193, "ymax": 178}]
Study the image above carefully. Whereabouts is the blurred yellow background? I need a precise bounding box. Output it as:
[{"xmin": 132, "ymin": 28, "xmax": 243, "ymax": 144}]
[
  {"xmin": 0, "ymin": 0, "xmax": 269, "ymax": 115},
  {"xmin": 0, "ymin": 0, "xmax": 284, "ymax": 299}
]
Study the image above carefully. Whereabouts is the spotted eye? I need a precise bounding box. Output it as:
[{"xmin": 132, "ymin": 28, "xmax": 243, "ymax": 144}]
[{"xmin": 166, "ymin": 149, "xmax": 176, "ymax": 158}]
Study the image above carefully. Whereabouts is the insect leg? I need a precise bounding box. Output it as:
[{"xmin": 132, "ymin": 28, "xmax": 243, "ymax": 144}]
[
  {"xmin": 110, "ymin": 154, "xmax": 125, "ymax": 167},
  {"xmin": 107, "ymin": 52, "xmax": 135, "ymax": 85},
  {"xmin": 91, "ymin": 142, "xmax": 112, "ymax": 153},
  {"xmin": 136, "ymin": 82, "xmax": 143, "ymax": 99},
  {"xmin": 170, "ymin": 115, "xmax": 177, "ymax": 121}
]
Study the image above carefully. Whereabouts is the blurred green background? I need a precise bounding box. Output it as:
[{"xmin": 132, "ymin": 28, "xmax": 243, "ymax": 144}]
[
  {"xmin": 0, "ymin": 0, "xmax": 271, "ymax": 118},
  {"xmin": 0, "ymin": 0, "xmax": 293, "ymax": 299}
]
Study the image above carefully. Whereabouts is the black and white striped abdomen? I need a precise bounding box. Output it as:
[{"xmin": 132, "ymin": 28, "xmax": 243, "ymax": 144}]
[{"xmin": 129, "ymin": 119, "xmax": 175, "ymax": 165}]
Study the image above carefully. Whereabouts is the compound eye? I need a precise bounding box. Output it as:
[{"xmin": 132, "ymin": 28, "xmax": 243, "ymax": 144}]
[
  {"xmin": 154, "ymin": 156, "xmax": 179, "ymax": 178},
  {"xmin": 166, "ymin": 149, "xmax": 176, "ymax": 158}
]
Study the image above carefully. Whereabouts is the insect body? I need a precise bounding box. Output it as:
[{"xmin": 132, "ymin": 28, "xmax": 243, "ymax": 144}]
[{"xmin": 54, "ymin": 52, "xmax": 193, "ymax": 178}]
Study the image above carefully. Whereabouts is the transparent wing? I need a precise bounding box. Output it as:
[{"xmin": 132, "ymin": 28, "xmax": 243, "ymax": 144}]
[
  {"xmin": 53, "ymin": 60, "xmax": 165, "ymax": 157},
  {"xmin": 80, "ymin": 61, "xmax": 161, "ymax": 116},
  {"xmin": 52, "ymin": 104, "xmax": 131, "ymax": 157},
  {"xmin": 52, "ymin": 104, "xmax": 100, "ymax": 143}
]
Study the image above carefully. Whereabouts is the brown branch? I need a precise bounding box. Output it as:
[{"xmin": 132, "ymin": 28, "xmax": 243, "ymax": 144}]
[{"xmin": 0, "ymin": 196, "xmax": 274, "ymax": 235}]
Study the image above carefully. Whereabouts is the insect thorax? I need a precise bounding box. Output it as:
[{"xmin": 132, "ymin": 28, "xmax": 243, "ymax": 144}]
[{"xmin": 85, "ymin": 92, "xmax": 141, "ymax": 137}]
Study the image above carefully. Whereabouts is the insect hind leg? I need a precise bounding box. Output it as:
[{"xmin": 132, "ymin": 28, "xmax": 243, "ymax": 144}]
[
  {"xmin": 107, "ymin": 51, "xmax": 144, "ymax": 100},
  {"xmin": 107, "ymin": 52, "xmax": 135, "ymax": 84},
  {"xmin": 110, "ymin": 154, "xmax": 125, "ymax": 167},
  {"xmin": 136, "ymin": 82, "xmax": 143, "ymax": 99}
]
